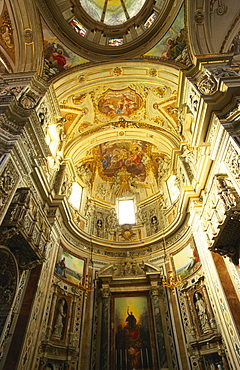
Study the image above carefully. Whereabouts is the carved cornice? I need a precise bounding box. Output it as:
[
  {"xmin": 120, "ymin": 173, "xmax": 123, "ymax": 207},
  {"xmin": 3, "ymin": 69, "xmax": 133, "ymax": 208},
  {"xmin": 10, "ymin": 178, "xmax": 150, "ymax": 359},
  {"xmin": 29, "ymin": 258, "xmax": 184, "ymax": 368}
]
[
  {"xmin": 0, "ymin": 96, "xmax": 31, "ymax": 135},
  {"xmin": 98, "ymin": 256, "xmax": 161, "ymax": 280}
]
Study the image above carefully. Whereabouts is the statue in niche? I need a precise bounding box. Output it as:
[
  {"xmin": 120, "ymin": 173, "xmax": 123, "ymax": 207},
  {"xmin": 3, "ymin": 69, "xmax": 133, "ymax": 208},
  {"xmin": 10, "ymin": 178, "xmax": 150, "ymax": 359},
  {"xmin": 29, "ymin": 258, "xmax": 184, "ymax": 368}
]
[
  {"xmin": 60, "ymin": 179, "xmax": 71, "ymax": 196},
  {"xmin": 52, "ymin": 298, "xmax": 67, "ymax": 339},
  {"xmin": 106, "ymin": 208, "xmax": 117, "ymax": 233},
  {"xmin": 77, "ymin": 164, "xmax": 93, "ymax": 187},
  {"xmin": 157, "ymin": 156, "xmax": 170, "ymax": 182},
  {"xmin": 174, "ymin": 175, "xmax": 181, "ymax": 189},
  {"xmin": 194, "ymin": 292, "xmax": 211, "ymax": 334},
  {"xmin": 181, "ymin": 146, "xmax": 195, "ymax": 166},
  {"xmin": 96, "ymin": 216, "xmax": 104, "ymax": 238}
]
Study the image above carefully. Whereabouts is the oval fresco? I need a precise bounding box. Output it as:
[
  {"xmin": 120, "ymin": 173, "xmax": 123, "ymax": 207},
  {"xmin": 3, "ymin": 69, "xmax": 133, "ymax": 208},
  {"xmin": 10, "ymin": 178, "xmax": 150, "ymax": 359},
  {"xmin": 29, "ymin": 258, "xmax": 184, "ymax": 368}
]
[{"xmin": 98, "ymin": 88, "xmax": 142, "ymax": 117}]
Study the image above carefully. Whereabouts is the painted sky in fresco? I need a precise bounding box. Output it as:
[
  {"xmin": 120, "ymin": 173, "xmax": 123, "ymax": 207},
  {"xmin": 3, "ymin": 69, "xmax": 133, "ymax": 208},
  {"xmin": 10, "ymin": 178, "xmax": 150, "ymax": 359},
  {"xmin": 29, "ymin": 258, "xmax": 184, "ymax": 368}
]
[
  {"xmin": 55, "ymin": 247, "xmax": 84, "ymax": 285},
  {"xmin": 144, "ymin": 5, "xmax": 185, "ymax": 59},
  {"xmin": 173, "ymin": 242, "xmax": 200, "ymax": 279}
]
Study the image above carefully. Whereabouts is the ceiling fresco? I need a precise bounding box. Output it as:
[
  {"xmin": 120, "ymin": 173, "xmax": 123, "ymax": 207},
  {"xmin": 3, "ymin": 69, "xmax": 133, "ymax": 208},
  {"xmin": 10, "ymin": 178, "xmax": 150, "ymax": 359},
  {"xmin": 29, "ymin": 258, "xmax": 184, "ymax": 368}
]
[
  {"xmin": 53, "ymin": 65, "xmax": 182, "ymax": 215},
  {"xmin": 59, "ymin": 81, "xmax": 180, "ymax": 146},
  {"xmin": 98, "ymin": 88, "xmax": 142, "ymax": 117},
  {"xmin": 144, "ymin": 5, "xmax": 187, "ymax": 63},
  {"xmin": 42, "ymin": 19, "xmax": 89, "ymax": 79},
  {"xmin": 75, "ymin": 140, "xmax": 164, "ymax": 201},
  {"xmin": 0, "ymin": 3, "xmax": 15, "ymax": 65}
]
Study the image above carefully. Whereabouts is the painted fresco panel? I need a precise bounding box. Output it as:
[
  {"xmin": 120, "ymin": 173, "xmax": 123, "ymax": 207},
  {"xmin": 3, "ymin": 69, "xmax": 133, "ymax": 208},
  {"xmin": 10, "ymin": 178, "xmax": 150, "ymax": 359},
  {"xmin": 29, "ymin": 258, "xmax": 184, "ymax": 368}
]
[
  {"xmin": 55, "ymin": 246, "xmax": 85, "ymax": 285},
  {"xmin": 144, "ymin": 5, "xmax": 186, "ymax": 61},
  {"xmin": 42, "ymin": 19, "xmax": 89, "ymax": 78},
  {"xmin": 172, "ymin": 241, "xmax": 200, "ymax": 279},
  {"xmin": 113, "ymin": 295, "xmax": 153, "ymax": 370},
  {"xmin": 98, "ymin": 140, "xmax": 154, "ymax": 182},
  {"xmin": 98, "ymin": 88, "xmax": 142, "ymax": 117}
]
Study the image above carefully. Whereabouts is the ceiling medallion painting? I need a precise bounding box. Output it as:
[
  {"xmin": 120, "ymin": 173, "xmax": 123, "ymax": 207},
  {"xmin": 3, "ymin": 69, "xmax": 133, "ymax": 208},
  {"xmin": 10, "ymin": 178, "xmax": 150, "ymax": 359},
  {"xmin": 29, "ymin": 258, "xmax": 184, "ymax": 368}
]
[{"xmin": 98, "ymin": 88, "xmax": 142, "ymax": 118}]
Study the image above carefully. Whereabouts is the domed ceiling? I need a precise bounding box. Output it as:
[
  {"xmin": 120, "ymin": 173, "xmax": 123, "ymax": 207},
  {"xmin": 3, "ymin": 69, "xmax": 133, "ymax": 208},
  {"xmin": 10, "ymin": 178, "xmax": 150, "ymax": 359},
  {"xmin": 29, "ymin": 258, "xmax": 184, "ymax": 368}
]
[{"xmin": 38, "ymin": 0, "xmax": 184, "ymax": 60}]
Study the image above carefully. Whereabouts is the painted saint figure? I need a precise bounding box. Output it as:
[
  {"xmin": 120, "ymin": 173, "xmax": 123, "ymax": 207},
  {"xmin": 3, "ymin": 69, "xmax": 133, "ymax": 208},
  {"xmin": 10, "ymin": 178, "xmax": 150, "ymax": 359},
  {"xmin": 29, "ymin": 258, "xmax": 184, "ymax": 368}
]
[
  {"xmin": 126, "ymin": 307, "xmax": 137, "ymax": 328},
  {"xmin": 59, "ymin": 257, "xmax": 66, "ymax": 277}
]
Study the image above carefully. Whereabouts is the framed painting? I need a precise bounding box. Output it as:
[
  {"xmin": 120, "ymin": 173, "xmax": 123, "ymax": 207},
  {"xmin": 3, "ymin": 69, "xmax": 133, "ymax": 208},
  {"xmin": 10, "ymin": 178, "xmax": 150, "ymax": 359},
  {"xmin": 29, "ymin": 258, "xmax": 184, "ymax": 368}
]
[
  {"xmin": 172, "ymin": 240, "xmax": 200, "ymax": 279},
  {"xmin": 55, "ymin": 246, "xmax": 85, "ymax": 286},
  {"xmin": 112, "ymin": 294, "xmax": 155, "ymax": 370}
]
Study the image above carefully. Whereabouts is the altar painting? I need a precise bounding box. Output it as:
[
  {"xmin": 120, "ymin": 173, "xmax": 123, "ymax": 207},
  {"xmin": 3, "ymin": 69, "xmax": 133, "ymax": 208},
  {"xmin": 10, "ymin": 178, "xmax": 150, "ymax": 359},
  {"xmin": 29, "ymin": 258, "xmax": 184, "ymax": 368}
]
[
  {"xmin": 173, "ymin": 242, "xmax": 200, "ymax": 279},
  {"xmin": 113, "ymin": 295, "xmax": 153, "ymax": 370},
  {"xmin": 55, "ymin": 247, "xmax": 85, "ymax": 285},
  {"xmin": 98, "ymin": 88, "xmax": 142, "ymax": 117}
]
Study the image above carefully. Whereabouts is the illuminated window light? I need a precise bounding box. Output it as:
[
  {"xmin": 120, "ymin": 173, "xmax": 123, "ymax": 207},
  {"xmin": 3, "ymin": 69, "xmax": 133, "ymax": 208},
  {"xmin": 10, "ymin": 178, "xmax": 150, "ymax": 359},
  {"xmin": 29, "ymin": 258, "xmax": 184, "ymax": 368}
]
[
  {"xmin": 70, "ymin": 17, "xmax": 87, "ymax": 37},
  {"xmin": 118, "ymin": 199, "xmax": 135, "ymax": 225},
  {"xmin": 108, "ymin": 37, "xmax": 124, "ymax": 46},
  {"xmin": 69, "ymin": 182, "xmax": 82, "ymax": 209},
  {"xmin": 143, "ymin": 10, "xmax": 157, "ymax": 29}
]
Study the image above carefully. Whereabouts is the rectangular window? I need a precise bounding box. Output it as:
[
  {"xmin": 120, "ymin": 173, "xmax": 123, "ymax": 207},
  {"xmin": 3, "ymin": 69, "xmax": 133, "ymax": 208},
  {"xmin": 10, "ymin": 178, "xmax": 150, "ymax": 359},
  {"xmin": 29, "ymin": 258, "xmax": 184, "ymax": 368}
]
[
  {"xmin": 118, "ymin": 199, "xmax": 135, "ymax": 225},
  {"xmin": 69, "ymin": 182, "xmax": 82, "ymax": 209}
]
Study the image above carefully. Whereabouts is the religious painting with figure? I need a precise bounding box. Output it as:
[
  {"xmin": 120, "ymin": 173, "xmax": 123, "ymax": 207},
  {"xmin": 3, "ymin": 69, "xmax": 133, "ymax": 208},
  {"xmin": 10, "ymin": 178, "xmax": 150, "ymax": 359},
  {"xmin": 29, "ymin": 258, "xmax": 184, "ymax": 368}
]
[
  {"xmin": 172, "ymin": 240, "xmax": 200, "ymax": 279},
  {"xmin": 55, "ymin": 246, "xmax": 85, "ymax": 285},
  {"xmin": 98, "ymin": 88, "xmax": 142, "ymax": 117},
  {"xmin": 98, "ymin": 140, "xmax": 152, "ymax": 182},
  {"xmin": 113, "ymin": 295, "xmax": 154, "ymax": 370}
]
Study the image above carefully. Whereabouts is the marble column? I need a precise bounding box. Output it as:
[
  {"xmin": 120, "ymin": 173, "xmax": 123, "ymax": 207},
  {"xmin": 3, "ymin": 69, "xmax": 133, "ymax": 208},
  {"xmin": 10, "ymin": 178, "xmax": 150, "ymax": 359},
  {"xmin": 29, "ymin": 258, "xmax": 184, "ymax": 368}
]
[
  {"xmin": 150, "ymin": 286, "xmax": 168, "ymax": 369},
  {"xmin": 100, "ymin": 287, "xmax": 110, "ymax": 370},
  {"xmin": 46, "ymin": 291, "xmax": 58, "ymax": 339}
]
